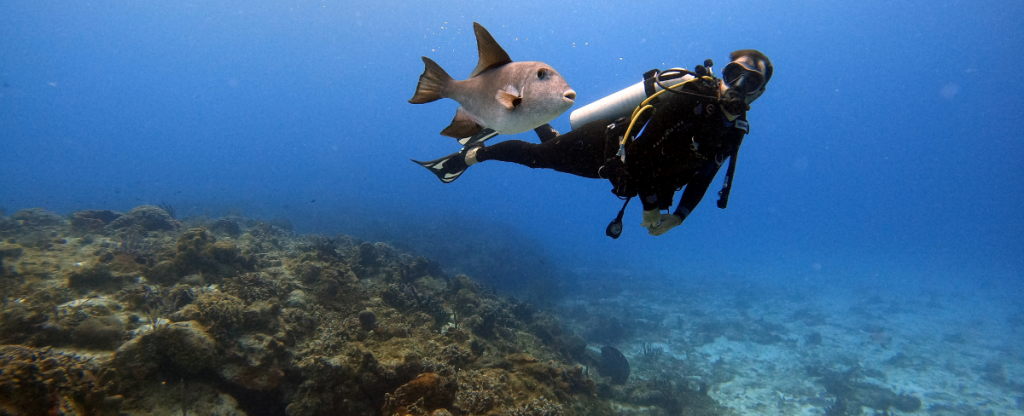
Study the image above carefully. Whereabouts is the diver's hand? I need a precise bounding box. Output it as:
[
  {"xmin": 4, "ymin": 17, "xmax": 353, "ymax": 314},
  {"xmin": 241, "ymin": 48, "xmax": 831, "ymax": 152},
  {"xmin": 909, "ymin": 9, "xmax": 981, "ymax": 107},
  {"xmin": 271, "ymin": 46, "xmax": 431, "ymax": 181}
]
[
  {"xmin": 648, "ymin": 214, "xmax": 683, "ymax": 236},
  {"xmin": 641, "ymin": 209, "xmax": 662, "ymax": 229}
]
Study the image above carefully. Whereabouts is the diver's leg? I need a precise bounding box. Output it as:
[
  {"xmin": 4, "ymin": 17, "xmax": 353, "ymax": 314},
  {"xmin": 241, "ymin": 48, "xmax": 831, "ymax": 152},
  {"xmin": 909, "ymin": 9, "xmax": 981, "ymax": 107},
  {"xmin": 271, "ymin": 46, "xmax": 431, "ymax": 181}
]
[{"xmin": 476, "ymin": 120, "xmax": 613, "ymax": 178}]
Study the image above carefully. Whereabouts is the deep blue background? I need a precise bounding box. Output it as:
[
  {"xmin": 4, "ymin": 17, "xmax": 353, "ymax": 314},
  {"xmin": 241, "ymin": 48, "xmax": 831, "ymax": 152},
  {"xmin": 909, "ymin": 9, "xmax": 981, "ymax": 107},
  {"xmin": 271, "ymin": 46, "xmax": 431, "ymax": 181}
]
[{"xmin": 2, "ymin": 1, "xmax": 1021, "ymax": 293}]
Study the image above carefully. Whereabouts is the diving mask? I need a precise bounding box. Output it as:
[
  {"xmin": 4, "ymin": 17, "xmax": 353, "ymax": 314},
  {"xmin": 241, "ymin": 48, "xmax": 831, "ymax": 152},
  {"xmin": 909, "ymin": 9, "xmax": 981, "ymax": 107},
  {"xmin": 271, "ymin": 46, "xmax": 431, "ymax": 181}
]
[{"xmin": 722, "ymin": 60, "xmax": 766, "ymax": 96}]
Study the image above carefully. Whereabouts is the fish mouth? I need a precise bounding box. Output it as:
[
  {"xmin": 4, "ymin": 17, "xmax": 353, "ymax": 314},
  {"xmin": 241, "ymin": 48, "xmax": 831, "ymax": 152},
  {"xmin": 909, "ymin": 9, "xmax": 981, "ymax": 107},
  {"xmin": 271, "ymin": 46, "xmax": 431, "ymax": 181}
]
[{"xmin": 563, "ymin": 90, "xmax": 577, "ymax": 103}]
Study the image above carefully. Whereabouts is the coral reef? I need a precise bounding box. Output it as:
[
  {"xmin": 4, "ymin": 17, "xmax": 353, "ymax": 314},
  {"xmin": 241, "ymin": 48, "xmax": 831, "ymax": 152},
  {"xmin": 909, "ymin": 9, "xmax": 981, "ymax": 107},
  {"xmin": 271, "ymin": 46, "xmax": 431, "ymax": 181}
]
[
  {"xmin": 1, "ymin": 206, "xmax": 714, "ymax": 416},
  {"xmin": 812, "ymin": 366, "xmax": 922, "ymax": 415},
  {"xmin": 0, "ymin": 345, "xmax": 121, "ymax": 415}
]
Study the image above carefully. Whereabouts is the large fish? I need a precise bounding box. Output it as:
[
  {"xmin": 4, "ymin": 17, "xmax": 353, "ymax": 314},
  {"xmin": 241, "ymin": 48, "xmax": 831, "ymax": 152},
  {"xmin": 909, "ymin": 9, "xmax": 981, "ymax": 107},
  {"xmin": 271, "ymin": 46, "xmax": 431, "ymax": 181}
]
[{"xmin": 409, "ymin": 22, "xmax": 576, "ymax": 145}]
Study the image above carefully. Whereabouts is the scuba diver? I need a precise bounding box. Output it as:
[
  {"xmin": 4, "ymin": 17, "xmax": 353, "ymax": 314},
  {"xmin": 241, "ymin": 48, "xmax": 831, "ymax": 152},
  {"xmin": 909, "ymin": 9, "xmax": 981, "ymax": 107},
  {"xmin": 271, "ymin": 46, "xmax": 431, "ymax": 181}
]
[{"xmin": 413, "ymin": 50, "xmax": 773, "ymax": 237}]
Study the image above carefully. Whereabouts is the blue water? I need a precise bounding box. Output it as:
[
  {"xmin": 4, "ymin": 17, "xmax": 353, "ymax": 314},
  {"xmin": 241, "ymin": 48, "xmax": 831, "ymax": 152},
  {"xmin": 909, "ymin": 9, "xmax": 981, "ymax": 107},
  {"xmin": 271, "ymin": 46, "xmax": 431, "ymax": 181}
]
[{"xmin": 1, "ymin": 0, "xmax": 1022, "ymax": 295}]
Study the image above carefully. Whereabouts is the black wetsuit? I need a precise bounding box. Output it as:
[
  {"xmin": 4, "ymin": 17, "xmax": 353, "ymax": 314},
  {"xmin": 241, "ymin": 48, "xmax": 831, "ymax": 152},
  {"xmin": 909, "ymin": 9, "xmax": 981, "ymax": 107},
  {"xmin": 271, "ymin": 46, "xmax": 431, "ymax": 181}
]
[{"xmin": 475, "ymin": 78, "xmax": 749, "ymax": 218}]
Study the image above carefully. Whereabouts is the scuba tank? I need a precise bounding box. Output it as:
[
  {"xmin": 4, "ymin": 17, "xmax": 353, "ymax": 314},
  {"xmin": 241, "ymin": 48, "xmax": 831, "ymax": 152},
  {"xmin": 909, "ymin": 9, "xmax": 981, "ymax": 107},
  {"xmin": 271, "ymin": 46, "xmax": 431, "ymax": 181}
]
[{"xmin": 569, "ymin": 68, "xmax": 695, "ymax": 130}]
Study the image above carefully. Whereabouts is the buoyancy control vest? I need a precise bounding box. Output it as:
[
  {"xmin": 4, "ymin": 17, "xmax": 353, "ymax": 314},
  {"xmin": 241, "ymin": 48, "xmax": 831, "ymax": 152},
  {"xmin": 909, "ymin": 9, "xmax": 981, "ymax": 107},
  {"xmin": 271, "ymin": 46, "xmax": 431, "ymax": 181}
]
[{"xmin": 598, "ymin": 62, "xmax": 750, "ymax": 238}]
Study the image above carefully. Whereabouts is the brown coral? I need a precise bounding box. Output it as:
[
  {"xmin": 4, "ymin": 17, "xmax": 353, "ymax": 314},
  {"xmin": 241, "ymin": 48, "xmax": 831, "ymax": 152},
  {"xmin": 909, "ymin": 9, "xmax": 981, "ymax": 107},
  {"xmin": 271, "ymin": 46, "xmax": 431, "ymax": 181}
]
[
  {"xmin": 0, "ymin": 206, "xmax": 634, "ymax": 416},
  {"xmin": 384, "ymin": 372, "xmax": 457, "ymax": 416},
  {"xmin": 0, "ymin": 345, "xmax": 121, "ymax": 416}
]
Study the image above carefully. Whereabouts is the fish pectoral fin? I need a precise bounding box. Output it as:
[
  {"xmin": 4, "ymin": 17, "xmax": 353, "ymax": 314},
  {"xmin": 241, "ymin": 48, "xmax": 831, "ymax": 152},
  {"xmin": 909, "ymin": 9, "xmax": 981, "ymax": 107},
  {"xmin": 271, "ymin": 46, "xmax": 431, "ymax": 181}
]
[
  {"xmin": 441, "ymin": 107, "xmax": 484, "ymax": 138},
  {"xmin": 495, "ymin": 89, "xmax": 522, "ymax": 110}
]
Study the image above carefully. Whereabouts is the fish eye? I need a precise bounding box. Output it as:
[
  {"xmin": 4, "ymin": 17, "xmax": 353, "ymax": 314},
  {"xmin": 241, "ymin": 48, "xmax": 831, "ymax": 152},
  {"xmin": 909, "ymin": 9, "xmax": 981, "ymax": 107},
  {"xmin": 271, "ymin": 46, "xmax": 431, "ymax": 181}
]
[{"xmin": 537, "ymin": 68, "xmax": 548, "ymax": 79}]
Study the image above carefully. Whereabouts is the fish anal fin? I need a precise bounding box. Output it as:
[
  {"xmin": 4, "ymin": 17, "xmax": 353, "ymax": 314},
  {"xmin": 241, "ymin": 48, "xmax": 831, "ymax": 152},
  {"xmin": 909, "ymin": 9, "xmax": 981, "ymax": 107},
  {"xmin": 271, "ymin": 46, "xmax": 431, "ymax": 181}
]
[
  {"xmin": 495, "ymin": 89, "xmax": 522, "ymax": 110},
  {"xmin": 470, "ymin": 22, "xmax": 513, "ymax": 78},
  {"xmin": 441, "ymin": 107, "xmax": 484, "ymax": 138}
]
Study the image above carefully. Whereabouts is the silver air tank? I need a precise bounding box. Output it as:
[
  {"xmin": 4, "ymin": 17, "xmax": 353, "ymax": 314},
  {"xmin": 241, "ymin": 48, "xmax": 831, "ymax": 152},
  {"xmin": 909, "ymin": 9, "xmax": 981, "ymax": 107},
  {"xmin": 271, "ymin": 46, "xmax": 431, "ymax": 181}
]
[{"xmin": 569, "ymin": 69, "xmax": 694, "ymax": 131}]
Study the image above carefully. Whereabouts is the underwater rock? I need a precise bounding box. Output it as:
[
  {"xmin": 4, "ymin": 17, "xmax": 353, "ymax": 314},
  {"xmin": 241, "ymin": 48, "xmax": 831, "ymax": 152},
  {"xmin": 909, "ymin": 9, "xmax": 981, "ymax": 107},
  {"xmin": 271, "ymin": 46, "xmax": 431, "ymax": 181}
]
[
  {"xmin": 113, "ymin": 320, "xmax": 217, "ymax": 379},
  {"xmin": 224, "ymin": 272, "xmax": 283, "ymax": 304},
  {"xmin": 359, "ymin": 309, "xmax": 378, "ymax": 330},
  {"xmin": 285, "ymin": 289, "xmax": 308, "ymax": 309},
  {"xmin": 67, "ymin": 263, "xmax": 120, "ymax": 292},
  {"xmin": 0, "ymin": 247, "xmax": 20, "ymax": 276},
  {"xmin": 0, "ymin": 247, "xmax": 21, "ymax": 261},
  {"xmin": 981, "ymin": 360, "xmax": 1008, "ymax": 386},
  {"xmin": 0, "ymin": 345, "xmax": 121, "ymax": 415},
  {"xmin": 0, "ymin": 302, "xmax": 52, "ymax": 346},
  {"xmin": 129, "ymin": 379, "xmax": 246, "ymax": 416},
  {"xmin": 71, "ymin": 315, "xmax": 125, "ymax": 350},
  {"xmin": 70, "ymin": 209, "xmax": 121, "ymax": 232},
  {"xmin": 240, "ymin": 299, "xmax": 281, "ymax": 331},
  {"xmin": 384, "ymin": 372, "xmax": 457, "ymax": 415},
  {"xmin": 819, "ymin": 368, "xmax": 922, "ymax": 413},
  {"xmin": 10, "ymin": 207, "xmax": 66, "ymax": 227},
  {"xmin": 598, "ymin": 346, "xmax": 630, "ymax": 385},
  {"xmin": 468, "ymin": 302, "xmax": 502, "ymax": 338},
  {"xmin": 298, "ymin": 234, "xmax": 341, "ymax": 262},
  {"xmin": 357, "ymin": 241, "xmax": 378, "ymax": 266},
  {"xmin": 105, "ymin": 205, "xmax": 177, "ymax": 231},
  {"xmin": 288, "ymin": 352, "xmax": 398, "ymax": 416},
  {"xmin": 883, "ymin": 352, "xmax": 915, "ymax": 368},
  {"xmin": 174, "ymin": 227, "xmax": 221, "ymax": 275},
  {"xmin": 614, "ymin": 376, "xmax": 718, "ymax": 416},
  {"xmin": 440, "ymin": 344, "xmax": 473, "ymax": 369},
  {"xmin": 173, "ymin": 291, "xmax": 244, "ymax": 342},
  {"xmin": 0, "ymin": 208, "xmax": 627, "ymax": 415},
  {"xmin": 892, "ymin": 394, "xmax": 922, "ymax": 412},
  {"xmin": 405, "ymin": 256, "xmax": 443, "ymax": 282},
  {"xmin": 208, "ymin": 217, "xmax": 242, "ymax": 236},
  {"xmin": 171, "ymin": 228, "xmax": 255, "ymax": 280},
  {"xmin": 221, "ymin": 334, "xmax": 286, "ymax": 391},
  {"xmin": 144, "ymin": 259, "xmax": 178, "ymax": 284},
  {"xmin": 806, "ymin": 331, "xmax": 823, "ymax": 346}
]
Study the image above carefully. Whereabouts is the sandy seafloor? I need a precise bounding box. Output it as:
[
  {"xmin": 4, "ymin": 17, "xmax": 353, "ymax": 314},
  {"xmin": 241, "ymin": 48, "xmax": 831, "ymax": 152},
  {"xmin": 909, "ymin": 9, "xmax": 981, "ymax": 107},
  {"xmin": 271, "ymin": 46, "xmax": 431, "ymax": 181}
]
[{"xmin": 555, "ymin": 277, "xmax": 1024, "ymax": 416}]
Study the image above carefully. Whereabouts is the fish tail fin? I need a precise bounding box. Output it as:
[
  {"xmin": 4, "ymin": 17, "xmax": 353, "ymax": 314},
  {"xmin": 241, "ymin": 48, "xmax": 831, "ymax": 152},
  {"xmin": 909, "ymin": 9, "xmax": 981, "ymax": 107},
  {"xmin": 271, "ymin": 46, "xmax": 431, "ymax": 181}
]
[{"xmin": 409, "ymin": 57, "xmax": 452, "ymax": 104}]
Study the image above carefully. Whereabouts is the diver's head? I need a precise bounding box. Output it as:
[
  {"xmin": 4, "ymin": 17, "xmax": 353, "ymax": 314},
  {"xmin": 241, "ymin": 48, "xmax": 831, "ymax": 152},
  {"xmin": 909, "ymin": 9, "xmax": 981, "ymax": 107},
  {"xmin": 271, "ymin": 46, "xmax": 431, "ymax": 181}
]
[{"xmin": 721, "ymin": 49, "xmax": 772, "ymax": 106}]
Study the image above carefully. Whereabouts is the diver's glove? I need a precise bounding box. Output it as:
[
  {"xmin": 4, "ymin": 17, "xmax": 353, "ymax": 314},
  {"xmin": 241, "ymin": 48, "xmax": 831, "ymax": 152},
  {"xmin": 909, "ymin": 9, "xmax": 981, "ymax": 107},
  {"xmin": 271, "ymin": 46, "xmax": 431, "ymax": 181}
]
[
  {"xmin": 648, "ymin": 214, "xmax": 683, "ymax": 236},
  {"xmin": 641, "ymin": 209, "xmax": 662, "ymax": 229}
]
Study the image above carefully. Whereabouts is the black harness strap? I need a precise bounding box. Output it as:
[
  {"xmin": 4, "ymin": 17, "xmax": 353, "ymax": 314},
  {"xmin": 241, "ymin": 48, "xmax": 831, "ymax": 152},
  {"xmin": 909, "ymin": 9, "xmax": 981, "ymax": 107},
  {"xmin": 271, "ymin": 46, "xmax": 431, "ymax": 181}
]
[
  {"xmin": 716, "ymin": 117, "xmax": 749, "ymax": 209},
  {"xmin": 643, "ymin": 69, "xmax": 660, "ymax": 97}
]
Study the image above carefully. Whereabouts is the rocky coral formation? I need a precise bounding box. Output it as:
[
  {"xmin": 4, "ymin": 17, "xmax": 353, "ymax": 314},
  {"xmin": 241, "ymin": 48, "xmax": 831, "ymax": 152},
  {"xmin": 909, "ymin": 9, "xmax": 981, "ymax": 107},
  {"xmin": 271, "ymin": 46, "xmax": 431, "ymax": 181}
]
[
  {"xmin": 814, "ymin": 367, "xmax": 922, "ymax": 415},
  {"xmin": 0, "ymin": 206, "xmax": 713, "ymax": 415},
  {"xmin": 0, "ymin": 345, "xmax": 121, "ymax": 415}
]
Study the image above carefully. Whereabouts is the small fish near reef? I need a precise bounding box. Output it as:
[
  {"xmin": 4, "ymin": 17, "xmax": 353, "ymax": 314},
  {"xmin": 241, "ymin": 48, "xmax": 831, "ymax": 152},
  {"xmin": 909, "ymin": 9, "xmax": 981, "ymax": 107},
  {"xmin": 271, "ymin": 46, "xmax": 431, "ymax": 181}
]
[{"xmin": 409, "ymin": 22, "xmax": 576, "ymax": 145}]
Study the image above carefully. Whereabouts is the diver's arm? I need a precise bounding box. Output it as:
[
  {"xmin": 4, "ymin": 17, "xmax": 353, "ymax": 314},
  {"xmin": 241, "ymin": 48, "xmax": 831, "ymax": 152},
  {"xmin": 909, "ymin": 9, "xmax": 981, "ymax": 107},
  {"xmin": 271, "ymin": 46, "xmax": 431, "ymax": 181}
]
[
  {"xmin": 648, "ymin": 161, "xmax": 720, "ymax": 236},
  {"xmin": 673, "ymin": 158, "xmax": 724, "ymax": 219}
]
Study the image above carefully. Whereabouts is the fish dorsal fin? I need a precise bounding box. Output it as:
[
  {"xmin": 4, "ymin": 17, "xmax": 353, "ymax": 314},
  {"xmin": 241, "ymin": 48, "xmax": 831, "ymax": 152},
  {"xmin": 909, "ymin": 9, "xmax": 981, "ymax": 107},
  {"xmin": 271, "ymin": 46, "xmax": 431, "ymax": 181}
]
[
  {"xmin": 441, "ymin": 107, "xmax": 484, "ymax": 138},
  {"xmin": 470, "ymin": 22, "xmax": 513, "ymax": 78}
]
